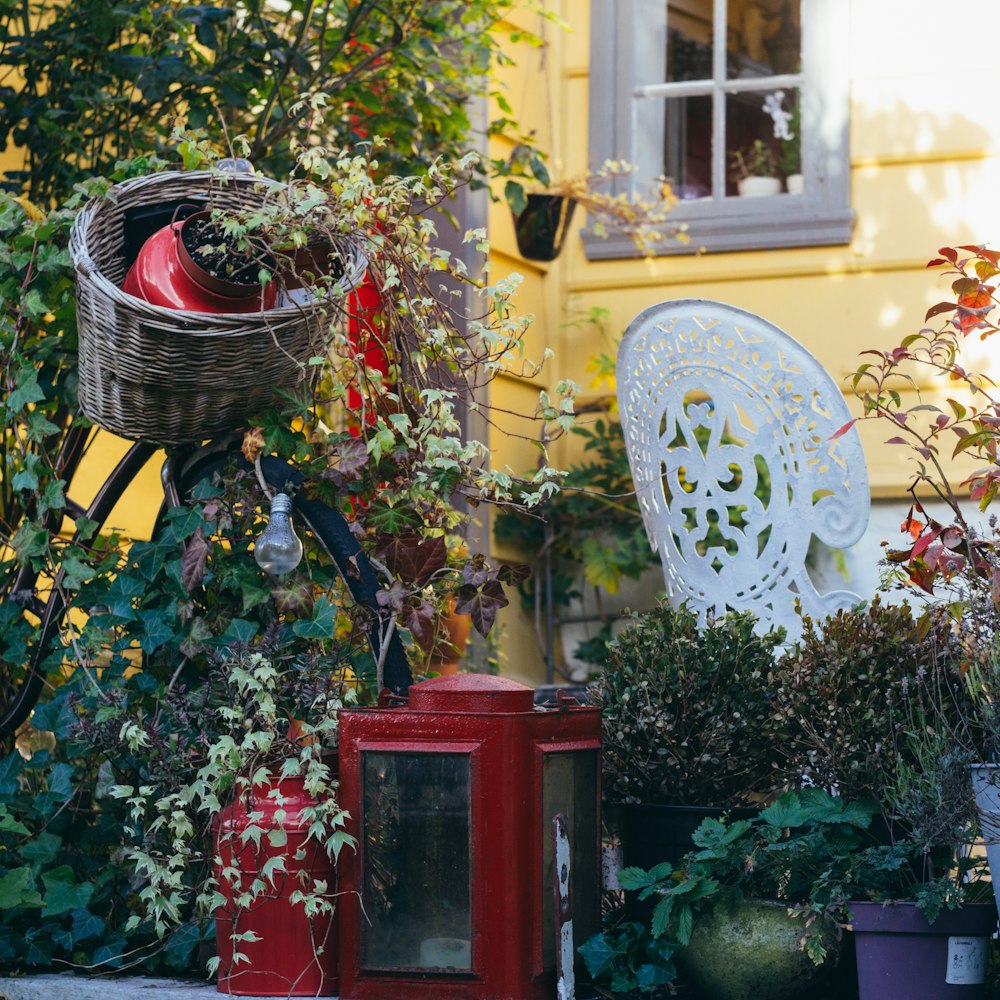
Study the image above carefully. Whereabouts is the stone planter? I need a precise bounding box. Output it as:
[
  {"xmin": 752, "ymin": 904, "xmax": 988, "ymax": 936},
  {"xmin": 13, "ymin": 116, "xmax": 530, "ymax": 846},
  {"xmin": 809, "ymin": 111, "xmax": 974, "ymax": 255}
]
[{"xmin": 677, "ymin": 897, "xmax": 840, "ymax": 1000}]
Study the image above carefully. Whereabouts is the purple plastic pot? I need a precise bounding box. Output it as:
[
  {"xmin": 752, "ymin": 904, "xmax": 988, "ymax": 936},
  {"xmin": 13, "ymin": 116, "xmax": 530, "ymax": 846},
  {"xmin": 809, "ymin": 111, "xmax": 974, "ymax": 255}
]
[{"xmin": 851, "ymin": 900, "xmax": 997, "ymax": 999}]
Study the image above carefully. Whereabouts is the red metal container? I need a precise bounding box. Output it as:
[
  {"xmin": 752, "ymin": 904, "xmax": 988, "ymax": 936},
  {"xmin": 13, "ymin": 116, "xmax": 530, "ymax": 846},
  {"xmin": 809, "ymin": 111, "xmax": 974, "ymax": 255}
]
[
  {"xmin": 122, "ymin": 216, "xmax": 277, "ymax": 313},
  {"xmin": 337, "ymin": 675, "xmax": 602, "ymax": 1000},
  {"xmin": 214, "ymin": 775, "xmax": 338, "ymax": 997}
]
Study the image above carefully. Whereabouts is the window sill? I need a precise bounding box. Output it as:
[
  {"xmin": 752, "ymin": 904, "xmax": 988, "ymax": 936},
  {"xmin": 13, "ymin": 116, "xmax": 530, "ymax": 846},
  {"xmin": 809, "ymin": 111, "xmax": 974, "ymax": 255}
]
[{"xmin": 582, "ymin": 202, "xmax": 856, "ymax": 259}]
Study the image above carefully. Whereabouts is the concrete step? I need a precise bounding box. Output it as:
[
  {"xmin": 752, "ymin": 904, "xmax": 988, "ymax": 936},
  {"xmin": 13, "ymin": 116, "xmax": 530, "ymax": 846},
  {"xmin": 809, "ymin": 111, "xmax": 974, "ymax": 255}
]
[{"xmin": 0, "ymin": 974, "xmax": 324, "ymax": 1000}]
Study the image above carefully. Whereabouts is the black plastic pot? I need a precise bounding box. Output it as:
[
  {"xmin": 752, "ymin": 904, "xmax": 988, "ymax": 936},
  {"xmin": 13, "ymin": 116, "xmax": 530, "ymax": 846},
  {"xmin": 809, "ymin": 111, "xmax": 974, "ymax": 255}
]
[
  {"xmin": 512, "ymin": 194, "xmax": 577, "ymax": 261},
  {"xmin": 618, "ymin": 802, "xmax": 756, "ymax": 921}
]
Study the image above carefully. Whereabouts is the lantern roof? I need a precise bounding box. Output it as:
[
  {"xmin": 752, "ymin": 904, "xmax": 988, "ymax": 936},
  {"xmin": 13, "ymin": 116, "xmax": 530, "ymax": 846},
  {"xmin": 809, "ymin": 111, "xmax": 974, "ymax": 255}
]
[{"xmin": 408, "ymin": 673, "xmax": 535, "ymax": 714}]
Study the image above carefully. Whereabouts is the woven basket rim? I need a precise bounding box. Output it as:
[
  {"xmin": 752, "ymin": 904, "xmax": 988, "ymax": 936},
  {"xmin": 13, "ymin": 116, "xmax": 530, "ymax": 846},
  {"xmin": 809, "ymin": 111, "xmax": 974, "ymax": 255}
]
[{"xmin": 69, "ymin": 169, "xmax": 367, "ymax": 322}]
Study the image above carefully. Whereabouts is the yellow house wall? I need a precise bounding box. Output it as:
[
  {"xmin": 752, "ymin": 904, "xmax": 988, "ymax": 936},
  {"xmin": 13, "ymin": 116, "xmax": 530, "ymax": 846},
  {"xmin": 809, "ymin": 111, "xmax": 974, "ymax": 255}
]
[{"xmin": 488, "ymin": 0, "xmax": 1000, "ymax": 684}]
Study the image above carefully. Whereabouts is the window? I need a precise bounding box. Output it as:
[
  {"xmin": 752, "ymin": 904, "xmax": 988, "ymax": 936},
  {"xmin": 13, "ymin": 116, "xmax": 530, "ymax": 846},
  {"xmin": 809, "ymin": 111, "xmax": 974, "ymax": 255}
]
[{"xmin": 587, "ymin": 0, "xmax": 853, "ymax": 257}]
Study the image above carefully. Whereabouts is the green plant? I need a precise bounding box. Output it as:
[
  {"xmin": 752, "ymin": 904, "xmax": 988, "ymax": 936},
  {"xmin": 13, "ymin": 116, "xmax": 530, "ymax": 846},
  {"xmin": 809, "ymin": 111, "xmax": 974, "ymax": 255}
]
[
  {"xmin": 578, "ymin": 916, "xmax": 677, "ymax": 997},
  {"xmin": 96, "ymin": 640, "xmax": 350, "ymax": 974},
  {"xmin": 771, "ymin": 598, "xmax": 975, "ymax": 806},
  {"xmin": 616, "ymin": 789, "xmax": 876, "ymax": 963},
  {"xmin": 728, "ymin": 138, "xmax": 779, "ymax": 180},
  {"xmin": 593, "ymin": 602, "xmax": 786, "ymax": 807}
]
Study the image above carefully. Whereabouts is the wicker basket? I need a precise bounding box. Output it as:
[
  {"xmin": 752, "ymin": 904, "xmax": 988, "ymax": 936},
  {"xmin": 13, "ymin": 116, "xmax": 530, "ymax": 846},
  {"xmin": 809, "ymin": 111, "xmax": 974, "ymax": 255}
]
[{"xmin": 69, "ymin": 170, "xmax": 367, "ymax": 445}]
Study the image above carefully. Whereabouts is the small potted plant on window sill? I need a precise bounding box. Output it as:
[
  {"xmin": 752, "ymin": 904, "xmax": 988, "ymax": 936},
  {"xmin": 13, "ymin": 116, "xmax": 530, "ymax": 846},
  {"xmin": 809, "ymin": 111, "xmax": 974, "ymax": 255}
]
[
  {"xmin": 729, "ymin": 139, "xmax": 781, "ymax": 197},
  {"xmin": 502, "ymin": 146, "xmax": 686, "ymax": 260}
]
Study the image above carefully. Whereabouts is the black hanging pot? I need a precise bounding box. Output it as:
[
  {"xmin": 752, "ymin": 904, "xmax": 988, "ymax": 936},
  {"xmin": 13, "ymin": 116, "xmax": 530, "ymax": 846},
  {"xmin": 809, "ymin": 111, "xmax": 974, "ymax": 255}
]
[{"xmin": 512, "ymin": 194, "xmax": 577, "ymax": 261}]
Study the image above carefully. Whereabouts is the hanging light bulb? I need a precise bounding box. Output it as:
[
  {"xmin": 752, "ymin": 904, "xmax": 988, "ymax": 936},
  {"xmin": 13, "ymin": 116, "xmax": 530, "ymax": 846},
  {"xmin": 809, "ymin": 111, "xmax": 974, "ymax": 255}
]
[{"xmin": 254, "ymin": 492, "xmax": 303, "ymax": 575}]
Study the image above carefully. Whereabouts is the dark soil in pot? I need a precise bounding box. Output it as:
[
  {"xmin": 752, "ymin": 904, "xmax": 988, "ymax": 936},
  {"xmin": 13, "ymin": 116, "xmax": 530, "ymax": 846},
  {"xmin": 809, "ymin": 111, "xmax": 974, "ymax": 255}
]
[{"xmin": 180, "ymin": 212, "xmax": 273, "ymax": 287}]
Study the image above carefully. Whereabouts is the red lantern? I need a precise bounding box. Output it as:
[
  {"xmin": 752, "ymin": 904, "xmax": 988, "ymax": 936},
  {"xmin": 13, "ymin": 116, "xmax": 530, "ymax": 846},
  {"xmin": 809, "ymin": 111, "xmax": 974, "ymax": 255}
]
[
  {"xmin": 337, "ymin": 675, "xmax": 602, "ymax": 1000},
  {"xmin": 214, "ymin": 774, "xmax": 338, "ymax": 997}
]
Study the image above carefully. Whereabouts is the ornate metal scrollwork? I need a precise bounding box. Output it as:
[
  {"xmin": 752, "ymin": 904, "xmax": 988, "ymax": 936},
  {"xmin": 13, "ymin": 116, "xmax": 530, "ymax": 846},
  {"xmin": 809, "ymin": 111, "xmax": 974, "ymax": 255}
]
[{"xmin": 617, "ymin": 299, "xmax": 869, "ymax": 638}]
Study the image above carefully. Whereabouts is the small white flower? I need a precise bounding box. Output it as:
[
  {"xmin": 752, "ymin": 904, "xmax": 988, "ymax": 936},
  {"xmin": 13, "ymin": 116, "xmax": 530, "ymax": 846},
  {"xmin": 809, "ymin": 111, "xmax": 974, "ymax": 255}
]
[{"xmin": 763, "ymin": 91, "xmax": 794, "ymax": 142}]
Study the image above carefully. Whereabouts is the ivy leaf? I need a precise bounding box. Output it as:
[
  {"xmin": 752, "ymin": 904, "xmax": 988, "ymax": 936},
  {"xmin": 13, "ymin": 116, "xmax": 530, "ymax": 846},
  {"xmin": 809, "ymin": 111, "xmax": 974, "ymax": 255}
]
[
  {"xmin": 454, "ymin": 580, "xmax": 509, "ymax": 637},
  {"xmin": 401, "ymin": 599, "xmax": 436, "ymax": 647},
  {"xmin": 578, "ymin": 932, "xmax": 618, "ymax": 977},
  {"xmin": 365, "ymin": 499, "xmax": 422, "ymax": 534},
  {"xmin": 181, "ymin": 527, "xmax": 210, "ymax": 593},
  {"xmin": 291, "ymin": 596, "xmax": 337, "ymax": 640},
  {"xmin": 42, "ymin": 867, "xmax": 95, "ymax": 916},
  {"xmin": 20, "ymin": 832, "xmax": 61, "ymax": 864},
  {"xmin": 376, "ymin": 533, "xmax": 447, "ymax": 584},
  {"xmin": 71, "ymin": 907, "xmax": 106, "ymax": 944},
  {"xmin": 137, "ymin": 608, "xmax": 175, "ymax": 654},
  {"xmin": 497, "ymin": 562, "xmax": 530, "ymax": 586},
  {"xmin": 7, "ymin": 369, "xmax": 46, "ymax": 412},
  {"xmin": 214, "ymin": 618, "xmax": 259, "ymax": 647},
  {"xmin": 337, "ymin": 436, "xmax": 368, "ymax": 474},
  {"xmin": 0, "ymin": 752, "xmax": 24, "ymax": 795},
  {"xmin": 0, "ymin": 867, "xmax": 41, "ymax": 910}
]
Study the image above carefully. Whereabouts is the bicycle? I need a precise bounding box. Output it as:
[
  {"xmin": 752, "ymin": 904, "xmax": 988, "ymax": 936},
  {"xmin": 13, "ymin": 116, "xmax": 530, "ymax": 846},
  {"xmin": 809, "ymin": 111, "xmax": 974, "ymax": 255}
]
[{"xmin": 0, "ymin": 423, "xmax": 413, "ymax": 746}]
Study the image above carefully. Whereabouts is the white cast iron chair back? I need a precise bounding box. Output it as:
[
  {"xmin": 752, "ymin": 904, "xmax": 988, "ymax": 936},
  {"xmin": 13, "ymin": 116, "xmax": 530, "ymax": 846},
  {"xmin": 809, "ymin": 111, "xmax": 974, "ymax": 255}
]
[{"xmin": 617, "ymin": 299, "xmax": 870, "ymax": 639}]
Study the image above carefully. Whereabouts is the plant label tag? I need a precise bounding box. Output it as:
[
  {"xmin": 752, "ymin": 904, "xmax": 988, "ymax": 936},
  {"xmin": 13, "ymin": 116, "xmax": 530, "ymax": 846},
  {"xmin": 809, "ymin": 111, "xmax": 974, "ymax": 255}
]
[{"xmin": 946, "ymin": 936, "xmax": 988, "ymax": 985}]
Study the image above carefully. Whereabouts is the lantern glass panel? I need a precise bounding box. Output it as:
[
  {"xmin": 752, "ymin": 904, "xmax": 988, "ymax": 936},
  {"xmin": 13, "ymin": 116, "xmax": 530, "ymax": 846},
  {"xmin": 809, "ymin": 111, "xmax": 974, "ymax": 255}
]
[
  {"xmin": 361, "ymin": 752, "xmax": 472, "ymax": 971},
  {"xmin": 541, "ymin": 750, "xmax": 600, "ymax": 970}
]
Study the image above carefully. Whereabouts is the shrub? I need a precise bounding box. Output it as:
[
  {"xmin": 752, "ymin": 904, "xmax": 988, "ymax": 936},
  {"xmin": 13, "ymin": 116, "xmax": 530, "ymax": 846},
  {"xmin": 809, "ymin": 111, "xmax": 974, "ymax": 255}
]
[
  {"xmin": 594, "ymin": 602, "xmax": 785, "ymax": 808},
  {"xmin": 772, "ymin": 597, "xmax": 975, "ymax": 804}
]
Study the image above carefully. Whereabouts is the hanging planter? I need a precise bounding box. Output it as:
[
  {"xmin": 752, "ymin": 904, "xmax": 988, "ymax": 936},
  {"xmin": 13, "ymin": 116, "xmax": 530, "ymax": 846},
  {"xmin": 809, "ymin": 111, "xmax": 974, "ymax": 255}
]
[{"xmin": 512, "ymin": 193, "xmax": 577, "ymax": 262}]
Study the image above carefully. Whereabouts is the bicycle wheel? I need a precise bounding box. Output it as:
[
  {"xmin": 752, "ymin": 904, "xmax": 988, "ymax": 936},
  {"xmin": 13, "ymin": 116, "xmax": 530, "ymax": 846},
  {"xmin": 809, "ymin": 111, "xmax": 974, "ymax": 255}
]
[
  {"xmin": 0, "ymin": 430, "xmax": 159, "ymax": 742},
  {"xmin": 158, "ymin": 443, "xmax": 414, "ymax": 695}
]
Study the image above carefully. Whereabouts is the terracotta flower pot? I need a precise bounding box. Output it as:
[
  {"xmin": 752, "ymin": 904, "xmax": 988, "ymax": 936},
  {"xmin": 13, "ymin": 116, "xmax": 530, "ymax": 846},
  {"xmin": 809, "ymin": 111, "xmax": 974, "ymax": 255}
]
[{"xmin": 428, "ymin": 608, "xmax": 472, "ymax": 674}]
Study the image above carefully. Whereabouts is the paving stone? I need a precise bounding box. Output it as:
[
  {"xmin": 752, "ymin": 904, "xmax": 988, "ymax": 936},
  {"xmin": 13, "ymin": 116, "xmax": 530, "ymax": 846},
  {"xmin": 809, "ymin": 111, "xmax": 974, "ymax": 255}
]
[{"xmin": 0, "ymin": 974, "xmax": 316, "ymax": 1000}]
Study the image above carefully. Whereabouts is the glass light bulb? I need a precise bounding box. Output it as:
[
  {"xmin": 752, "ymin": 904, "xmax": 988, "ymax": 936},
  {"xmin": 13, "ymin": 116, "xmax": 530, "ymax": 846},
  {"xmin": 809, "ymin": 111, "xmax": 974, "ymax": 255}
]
[{"xmin": 254, "ymin": 492, "xmax": 303, "ymax": 575}]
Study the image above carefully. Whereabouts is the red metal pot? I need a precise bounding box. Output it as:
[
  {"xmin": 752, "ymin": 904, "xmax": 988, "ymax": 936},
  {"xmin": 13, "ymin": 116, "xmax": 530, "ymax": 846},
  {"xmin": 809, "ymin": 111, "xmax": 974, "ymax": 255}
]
[
  {"xmin": 122, "ymin": 213, "xmax": 277, "ymax": 313},
  {"xmin": 214, "ymin": 774, "xmax": 339, "ymax": 997}
]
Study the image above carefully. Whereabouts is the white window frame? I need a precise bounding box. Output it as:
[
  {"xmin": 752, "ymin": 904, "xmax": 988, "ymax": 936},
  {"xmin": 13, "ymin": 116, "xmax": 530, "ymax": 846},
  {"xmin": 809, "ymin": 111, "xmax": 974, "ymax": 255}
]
[{"xmin": 586, "ymin": 0, "xmax": 853, "ymax": 258}]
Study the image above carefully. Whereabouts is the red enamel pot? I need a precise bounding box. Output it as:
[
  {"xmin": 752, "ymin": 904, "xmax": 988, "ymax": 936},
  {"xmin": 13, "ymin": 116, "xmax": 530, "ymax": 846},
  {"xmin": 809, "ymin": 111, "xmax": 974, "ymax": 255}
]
[
  {"xmin": 122, "ymin": 213, "xmax": 277, "ymax": 313},
  {"xmin": 214, "ymin": 774, "xmax": 338, "ymax": 996}
]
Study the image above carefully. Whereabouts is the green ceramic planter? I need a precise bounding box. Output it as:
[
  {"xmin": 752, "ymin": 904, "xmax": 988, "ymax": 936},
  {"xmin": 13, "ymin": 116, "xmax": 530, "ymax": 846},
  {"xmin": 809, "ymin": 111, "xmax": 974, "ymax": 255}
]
[{"xmin": 678, "ymin": 897, "xmax": 839, "ymax": 1000}]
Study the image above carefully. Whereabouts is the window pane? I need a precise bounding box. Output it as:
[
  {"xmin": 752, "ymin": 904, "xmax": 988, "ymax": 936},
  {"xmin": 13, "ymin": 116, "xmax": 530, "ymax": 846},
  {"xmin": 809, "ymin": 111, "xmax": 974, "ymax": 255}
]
[
  {"xmin": 725, "ymin": 87, "xmax": 798, "ymax": 196},
  {"xmin": 633, "ymin": 0, "xmax": 714, "ymax": 87},
  {"xmin": 727, "ymin": 0, "xmax": 801, "ymax": 79},
  {"xmin": 361, "ymin": 752, "xmax": 471, "ymax": 972},
  {"xmin": 636, "ymin": 95, "xmax": 713, "ymax": 200},
  {"xmin": 541, "ymin": 751, "xmax": 600, "ymax": 971}
]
